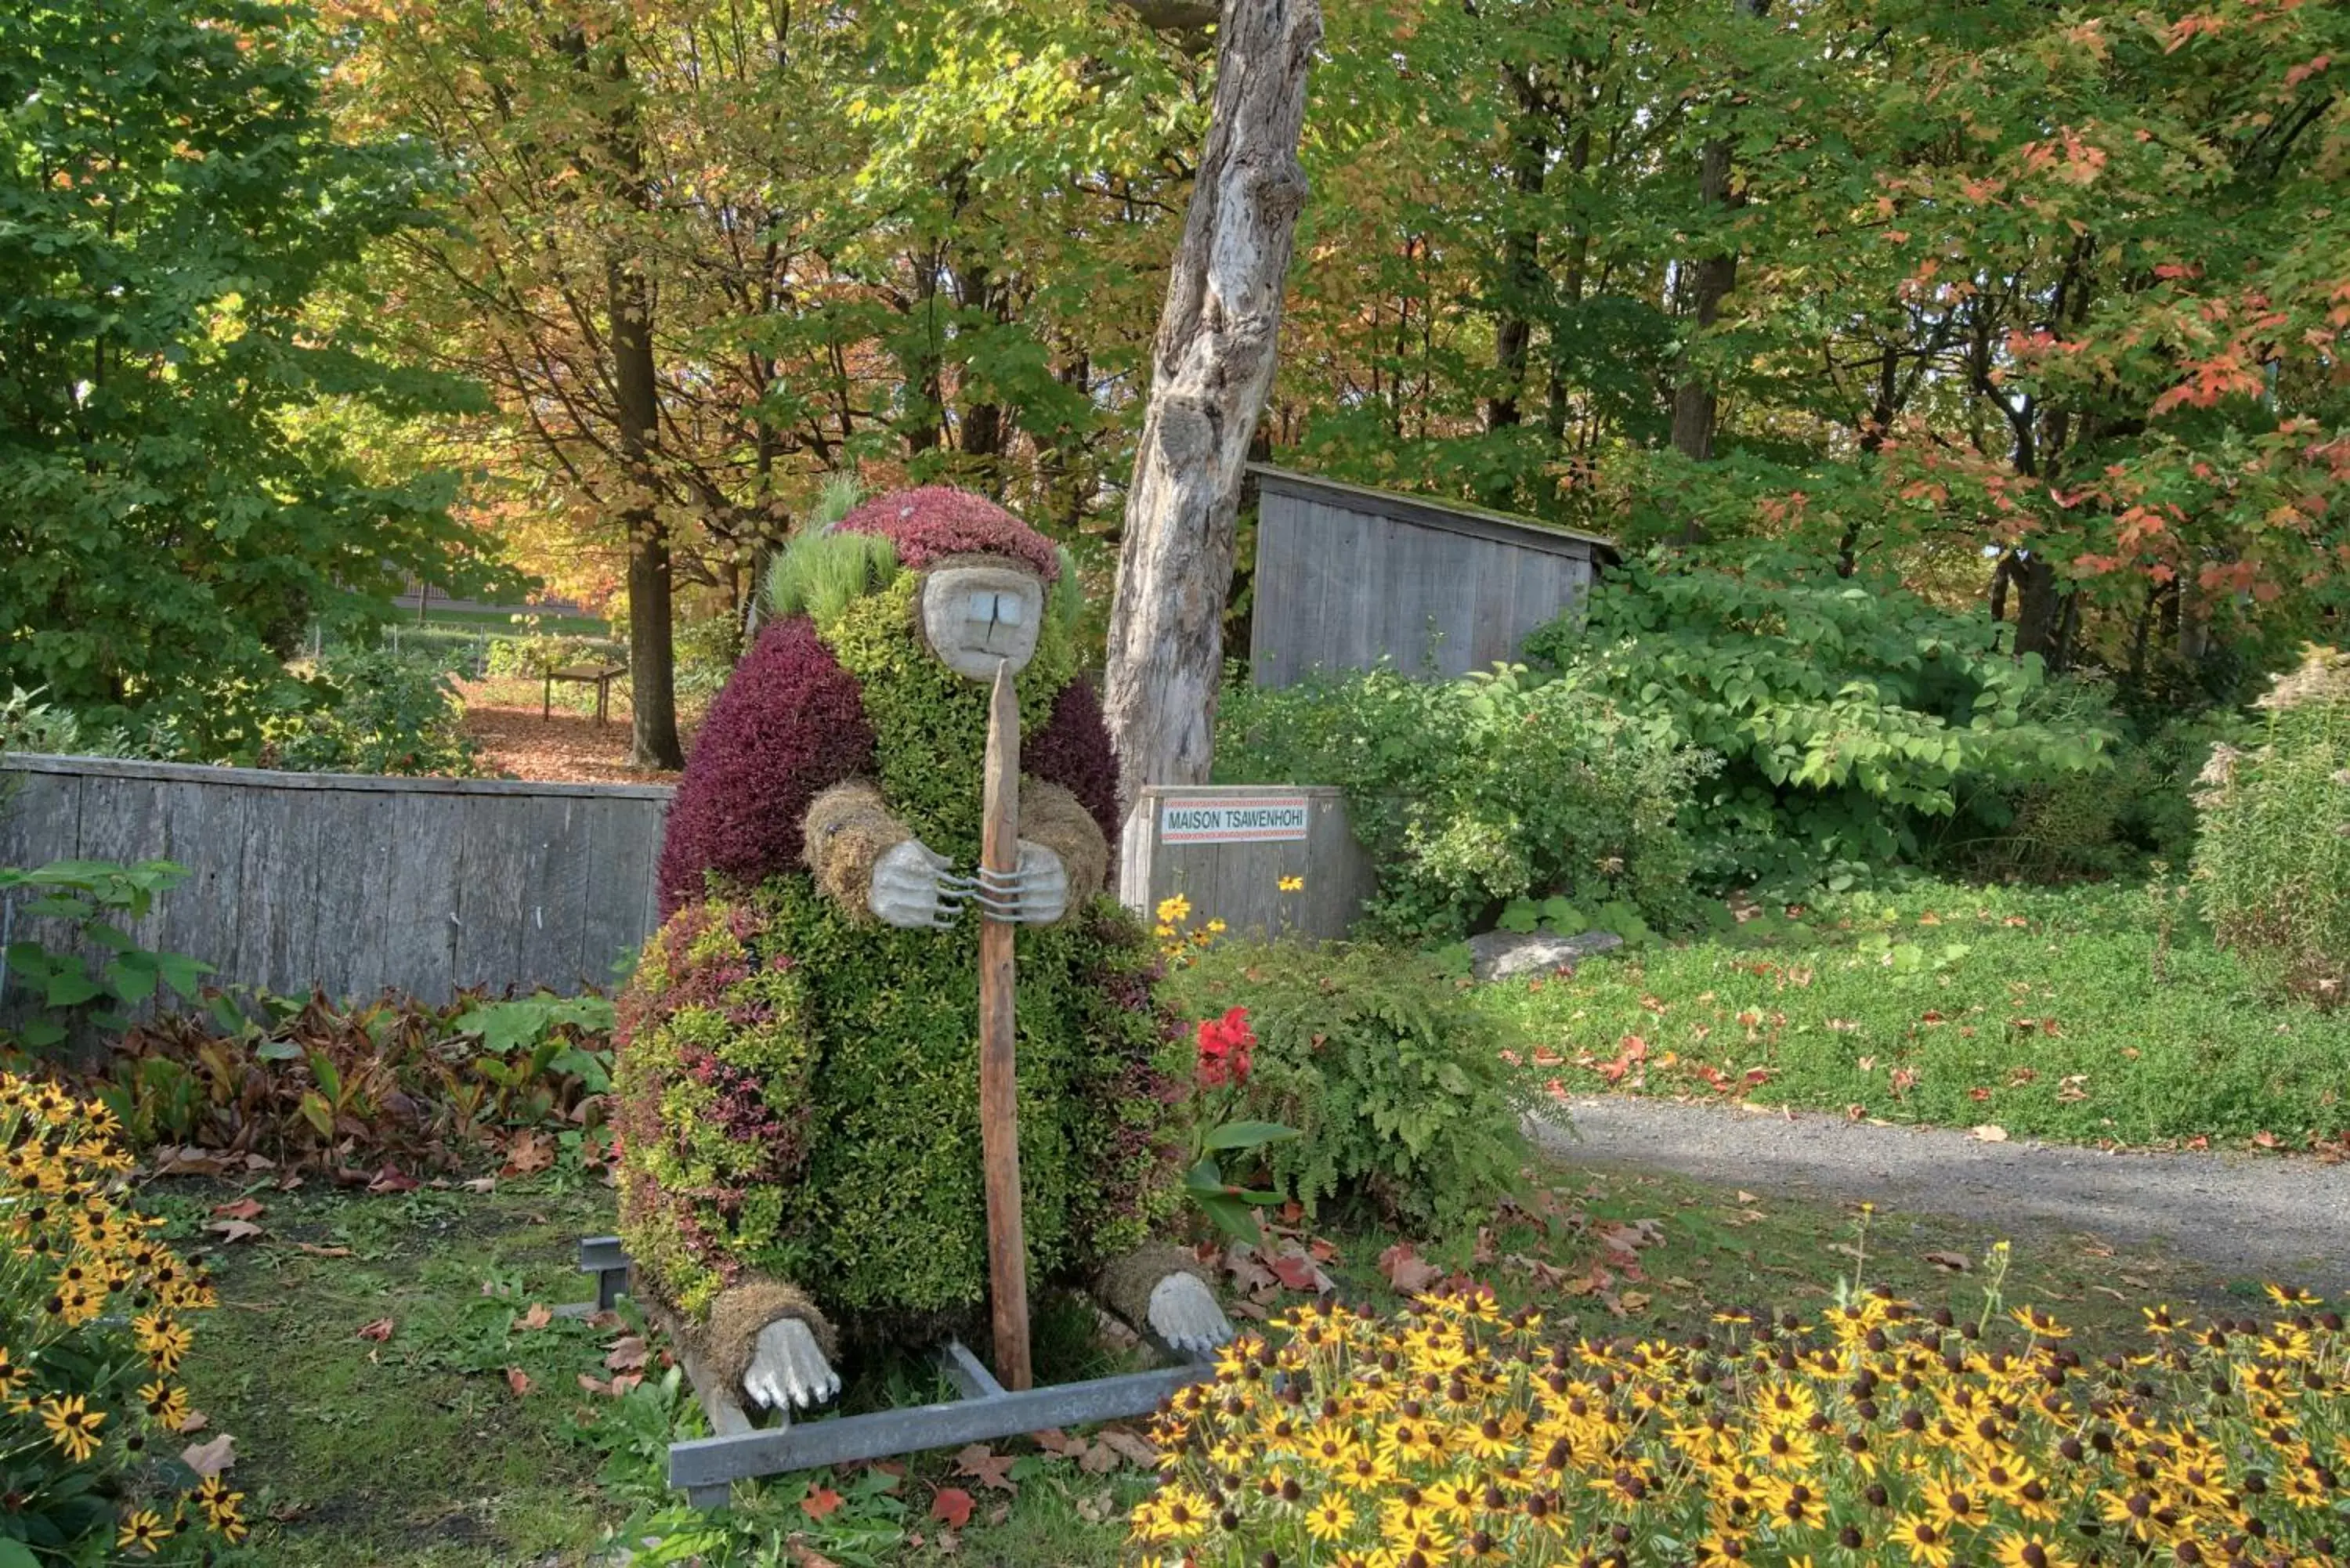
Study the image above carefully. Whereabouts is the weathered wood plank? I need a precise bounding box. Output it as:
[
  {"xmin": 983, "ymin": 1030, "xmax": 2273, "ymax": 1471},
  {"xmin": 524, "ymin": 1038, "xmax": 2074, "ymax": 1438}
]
[
  {"xmin": 452, "ymin": 794, "xmax": 532, "ymax": 993},
  {"xmin": 318, "ymin": 790, "xmax": 401, "ymax": 1002},
  {"xmin": 233, "ymin": 785, "xmax": 331, "ymax": 999},
  {"xmin": 380, "ymin": 789, "xmax": 462, "ymax": 1000},
  {"xmin": 154, "ymin": 782, "xmax": 244, "ymax": 988},
  {"xmin": 578, "ymin": 793, "xmax": 666, "ymax": 990},
  {"xmin": 0, "ymin": 769, "xmax": 82, "ymax": 870},
  {"xmin": 77, "ymin": 776, "xmax": 175, "ymax": 956},
  {"xmin": 517, "ymin": 797, "xmax": 594, "ymax": 994}
]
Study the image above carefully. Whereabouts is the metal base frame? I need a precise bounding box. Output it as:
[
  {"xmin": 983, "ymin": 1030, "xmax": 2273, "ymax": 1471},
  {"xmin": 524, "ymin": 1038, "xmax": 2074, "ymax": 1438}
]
[{"xmin": 572, "ymin": 1236, "xmax": 1211, "ymax": 1508}]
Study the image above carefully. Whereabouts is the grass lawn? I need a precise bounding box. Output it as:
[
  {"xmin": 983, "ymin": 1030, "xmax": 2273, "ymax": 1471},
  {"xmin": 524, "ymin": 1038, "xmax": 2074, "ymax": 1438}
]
[
  {"xmin": 158, "ymin": 1148, "xmax": 2259, "ymax": 1567},
  {"xmin": 1483, "ymin": 880, "xmax": 2350, "ymax": 1153}
]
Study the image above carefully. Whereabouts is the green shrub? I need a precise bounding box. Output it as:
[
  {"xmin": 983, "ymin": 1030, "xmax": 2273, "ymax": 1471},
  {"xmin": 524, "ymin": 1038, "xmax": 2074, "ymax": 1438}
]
[
  {"xmin": 1162, "ymin": 940, "xmax": 1531, "ymax": 1230},
  {"xmin": 483, "ymin": 630, "xmax": 627, "ymax": 681},
  {"xmin": 1217, "ymin": 663, "xmax": 1701, "ymax": 941},
  {"xmin": 2193, "ymin": 645, "xmax": 2350, "ymax": 1004},
  {"xmin": 263, "ymin": 647, "xmax": 479, "ymax": 777},
  {"xmin": 1526, "ymin": 547, "xmax": 2113, "ymax": 897}
]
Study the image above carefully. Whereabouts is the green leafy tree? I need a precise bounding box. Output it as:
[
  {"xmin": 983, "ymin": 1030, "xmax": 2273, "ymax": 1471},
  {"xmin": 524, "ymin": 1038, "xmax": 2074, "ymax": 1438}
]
[{"xmin": 0, "ymin": 0, "xmax": 500, "ymax": 750}]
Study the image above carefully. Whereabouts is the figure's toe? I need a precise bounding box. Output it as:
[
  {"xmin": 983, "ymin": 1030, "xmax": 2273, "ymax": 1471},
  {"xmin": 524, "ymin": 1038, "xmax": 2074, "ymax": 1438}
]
[{"xmin": 1147, "ymin": 1273, "xmax": 1234, "ymax": 1356}]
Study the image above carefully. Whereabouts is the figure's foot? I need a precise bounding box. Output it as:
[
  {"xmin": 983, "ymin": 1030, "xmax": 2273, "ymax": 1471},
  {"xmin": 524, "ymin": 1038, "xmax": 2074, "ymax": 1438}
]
[
  {"xmin": 1147, "ymin": 1271, "xmax": 1234, "ymax": 1357},
  {"xmin": 741, "ymin": 1317, "xmax": 841, "ymax": 1411}
]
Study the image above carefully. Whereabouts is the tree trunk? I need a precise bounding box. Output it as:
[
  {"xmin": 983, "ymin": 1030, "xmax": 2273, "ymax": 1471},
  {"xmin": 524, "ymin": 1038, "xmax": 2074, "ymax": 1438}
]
[
  {"xmin": 1668, "ymin": 0, "xmax": 1768, "ymax": 526},
  {"xmin": 2011, "ymin": 551, "xmax": 2064, "ymax": 667},
  {"xmin": 606, "ymin": 50, "xmax": 682, "ymax": 771},
  {"xmin": 1484, "ymin": 68, "xmax": 1546, "ymax": 437},
  {"xmin": 1103, "ymin": 0, "xmax": 1321, "ymax": 808}
]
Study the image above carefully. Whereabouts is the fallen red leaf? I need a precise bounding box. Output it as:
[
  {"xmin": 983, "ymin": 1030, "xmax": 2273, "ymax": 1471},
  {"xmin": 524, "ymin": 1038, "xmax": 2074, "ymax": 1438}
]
[
  {"xmin": 1378, "ymin": 1242, "xmax": 1442, "ymax": 1294},
  {"xmin": 930, "ymin": 1487, "xmax": 974, "ymax": 1528},
  {"xmin": 504, "ymin": 1365, "xmax": 533, "ymax": 1397},
  {"xmin": 210, "ymin": 1198, "xmax": 265, "ymax": 1221},
  {"xmin": 801, "ymin": 1485, "xmax": 844, "ymax": 1519},
  {"xmin": 356, "ymin": 1317, "xmax": 394, "ymax": 1342}
]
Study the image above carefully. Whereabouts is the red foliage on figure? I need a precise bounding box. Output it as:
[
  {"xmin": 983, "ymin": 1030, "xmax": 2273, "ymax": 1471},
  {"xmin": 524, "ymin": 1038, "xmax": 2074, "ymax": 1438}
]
[
  {"xmin": 834, "ymin": 486, "xmax": 1063, "ymax": 581},
  {"xmin": 654, "ymin": 618, "xmax": 876, "ymax": 915},
  {"xmin": 1196, "ymin": 1006, "xmax": 1256, "ymax": 1089},
  {"xmin": 1026, "ymin": 676, "xmax": 1123, "ymax": 844}
]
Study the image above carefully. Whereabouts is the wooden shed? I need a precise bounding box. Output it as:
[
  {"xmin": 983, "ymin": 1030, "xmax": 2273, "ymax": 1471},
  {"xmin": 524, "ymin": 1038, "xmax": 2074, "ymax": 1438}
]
[{"xmin": 1246, "ymin": 465, "xmax": 1617, "ymax": 688}]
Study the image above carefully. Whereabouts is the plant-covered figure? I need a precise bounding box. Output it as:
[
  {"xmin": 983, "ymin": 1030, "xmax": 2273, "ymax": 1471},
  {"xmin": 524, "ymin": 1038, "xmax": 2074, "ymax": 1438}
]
[{"xmin": 616, "ymin": 487, "xmax": 1227, "ymax": 1412}]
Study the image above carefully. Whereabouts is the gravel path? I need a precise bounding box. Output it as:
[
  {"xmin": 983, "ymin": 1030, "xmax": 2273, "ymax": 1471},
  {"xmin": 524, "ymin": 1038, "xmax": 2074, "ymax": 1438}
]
[{"xmin": 1531, "ymin": 1096, "xmax": 2350, "ymax": 1291}]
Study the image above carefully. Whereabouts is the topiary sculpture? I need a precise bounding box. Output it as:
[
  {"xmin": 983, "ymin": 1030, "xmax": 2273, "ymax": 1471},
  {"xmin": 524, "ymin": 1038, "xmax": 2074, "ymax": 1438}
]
[{"xmin": 616, "ymin": 486, "xmax": 1229, "ymax": 1412}]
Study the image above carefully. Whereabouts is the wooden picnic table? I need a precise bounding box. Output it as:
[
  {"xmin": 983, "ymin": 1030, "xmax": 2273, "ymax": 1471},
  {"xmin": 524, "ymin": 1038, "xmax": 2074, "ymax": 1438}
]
[{"xmin": 544, "ymin": 662, "xmax": 628, "ymax": 725}]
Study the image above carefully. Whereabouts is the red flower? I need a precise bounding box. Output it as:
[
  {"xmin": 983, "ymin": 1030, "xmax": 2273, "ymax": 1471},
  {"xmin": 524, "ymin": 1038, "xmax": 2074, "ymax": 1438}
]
[{"xmin": 1196, "ymin": 1006, "xmax": 1256, "ymax": 1089}]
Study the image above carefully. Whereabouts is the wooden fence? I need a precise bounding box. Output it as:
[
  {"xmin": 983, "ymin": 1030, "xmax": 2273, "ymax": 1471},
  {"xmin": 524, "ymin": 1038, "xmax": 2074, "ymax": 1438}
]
[
  {"xmin": 0, "ymin": 756, "xmax": 671, "ymax": 1003},
  {"xmin": 1117, "ymin": 786, "xmax": 1375, "ymax": 942},
  {"xmin": 1247, "ymin": 464, "xmax": 1615, "ymax": 688}
]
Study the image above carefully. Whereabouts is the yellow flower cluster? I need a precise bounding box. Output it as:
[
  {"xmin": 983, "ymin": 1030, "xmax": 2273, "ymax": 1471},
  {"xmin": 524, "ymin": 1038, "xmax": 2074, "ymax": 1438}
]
[
  {"xmin": 1130, "ymin": 1280, "xmax": 2348, "ymax": 1567},
  {"xmin": 0, "ymin": 1074, "xmax": 233, "ymax": 1557},
  {"xmin": 1155, "ymin": 893, "xmax": 1228, "ymax": 968}
]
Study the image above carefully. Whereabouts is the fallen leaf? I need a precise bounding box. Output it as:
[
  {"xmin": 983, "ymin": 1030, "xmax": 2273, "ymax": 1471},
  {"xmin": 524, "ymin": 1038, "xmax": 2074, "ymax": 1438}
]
[
  {"xmin": 153, "ymin": 1147, "xmax": 233, "ymax": 1177},
  {"xmin": 1889, "ymin": 1067, "xmax": 1919, "ymax": 1099},
  {"xmin": 1220, "ymin": 1241, "xmax": 1276, "ymax": 1294},
  {"xmin": 366, "ymin": 1165, "xmax": 419, "ymax": 1195},
  {"xmin": 1075, "ymin": 1490, "xmax": 1117, "ymax": 1524},
  {"xmin": 355, "ymin": 1317, "xmax": 394, "ymax": 1342},
  {"xmin": 1923, "ymin": 1252, "xmax": 1971, "ymax": 1273},
  {"xmin": 955, "ymin": 1444, "xmax": 1018, "ymax": 1493},
  {"xmin": 606, "ymin": 1335, "xmax": 649, "ymax": 1373},
  {"xmin": 515, "ymin": 1302, "xmax": 553, "ymax": 1332},
  {"xmin": 1734, "ymin": 1190, "xmax": 1759, "ymax": 1205},
  {"xmin": 801, "ymin": 1485, "xmax": 844, "ymax": 1519},
  {"xmin": 295, "ymin": 1243, "xmax": 352, "ymax": 1259},
  {"xmin": 1030, "ymin": 1428, "xmax": 1089, "ymax": 1458},
  {"xmin": 203, "ymin": 1219, "xmax": 263, "ymax": 1245},
  {"xmin": 1079, "ymin": 1440, "xmax": 1120, "ymax": 1475},
  {"xmin": 210, "ymin": 1198, "xmax": 265, "ymax": 1221},
  {"xmin": 930, "ymin": 1487, "xmax": 974, "ymax": 1528},
  {"xmin": 180, "ymin": 1434, "xmax": 237, "ymax": 1478},
  {"xmin": 1973, "ymin": 1124, "xmax": 2009, "ymax": 1142},
  {"xmin": 504, "ymin": 1365, "xmax": 533, "ymax": 1397},
  {"xmin": 2251, "ymin": 1130, "xmax": 2280, "ymax": 1150},
  {"xmin": 1618, "ymin": 1291, "xmax": 1650, "ymax": 1312},
  {"xmin": 786, "ymin": 1541, "xmax": 841, "ymax": 1568},
  {"xmin": 1093, "ymin": 1426, "xmax": 1159, "ymax": 1468},
  {"xmin": 463, "ymin": 1176, "xmax": 497, "ymax": 1194},
  {"xmin": 501, "ymin": 1132, "xmax": 555, "ymax": 1176},
  {"xmin": 1262, "ymin": 1245, "xmax": 1334, "ymax": 1294},
  {"xmin": 1377, "ymin": 1243, "xmax": 1442, "ymax": 1294},
  {"xmin": 176, "ymin": 1411, "xmax": 208, "ymax": 1434}
]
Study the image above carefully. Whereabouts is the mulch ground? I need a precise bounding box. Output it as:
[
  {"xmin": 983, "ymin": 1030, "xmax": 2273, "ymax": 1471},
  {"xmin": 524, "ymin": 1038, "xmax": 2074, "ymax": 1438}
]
[{"xmin": 455, "ymin": 677, "xmax": 694, "ymax": 785}]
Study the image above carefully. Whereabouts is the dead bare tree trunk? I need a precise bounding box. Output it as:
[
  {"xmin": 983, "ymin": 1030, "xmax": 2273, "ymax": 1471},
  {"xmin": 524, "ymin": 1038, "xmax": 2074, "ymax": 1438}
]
[{"xmin": 1103, "ymin": 0, "xmax": 1321, "ymax": 807}]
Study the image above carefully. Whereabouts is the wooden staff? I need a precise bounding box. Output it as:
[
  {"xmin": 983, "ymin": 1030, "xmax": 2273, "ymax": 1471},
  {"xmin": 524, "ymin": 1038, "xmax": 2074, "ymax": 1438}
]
[{"xmin": 977, "ymin": 659, "xmax": 1032, "ymax": 1390}]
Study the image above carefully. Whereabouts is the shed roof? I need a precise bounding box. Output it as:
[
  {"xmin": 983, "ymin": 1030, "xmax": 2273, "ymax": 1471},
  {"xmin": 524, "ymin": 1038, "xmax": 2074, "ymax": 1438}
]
[{"xmin": 1248, "ymin": 464, "xmax": 1619, "ymax": 561}]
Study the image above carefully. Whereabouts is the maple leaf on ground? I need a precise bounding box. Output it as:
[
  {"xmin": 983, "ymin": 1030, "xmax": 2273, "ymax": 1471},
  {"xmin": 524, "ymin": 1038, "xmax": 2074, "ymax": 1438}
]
[
  {"xmin": 501, "ymin": 1131, "xmax": 555, "ymax": 1176},
  {"xmin": 366, "ymin": 1165, "xmax": 419, "ymax": 1195},
  {"xmin": 1378, "ymin": 1242, "xmax": 1442, "ymax": 1294},
  {"xmin": 606, "ymin": 1335, "xmax": 649, "ymax": 1372},
  {"xmin": 1924, "ymin": 1252, "xmax": 1972, "ymax": 1273},
  {"xmin": 954, "ymin": 1443, "xmax": 1018, "ymax": 1493},
  {"xmin": 1220, "ymin": 1241, "xmax": 1276, "ymax": 1293},
  {"xmin": 1259, "ymin": 1244, "xmax": 1335, "ymax": 1294},
  {"xmin": 355, "ymin": 1317, "xmax": 394, "ymax": 1342},
  {"xmin": 203, "ymin": 1219, "xmax": 264, "ymax": 1245},
  {"xmin": 1093, "ymin": 1426, "xmax": 1159, "ymax": 1467},
  {"xmin": 929, "ymin": 1487, "xmax": 974, "ymax": 1528},
  {"xmin": 1030, "ymin": 1428, "xmax": 1090, "ymax": 1458},
  {"xmin": 515, "ymin": 1302, "xmax": 553, "ymax": 1332},
  {"xmin": 210, "ymin": 1198, "xmax": 265, "ymax": 1221},
  {"xmin": 180, "ymin": 1434, "xmax": 237, "ymax": 1478},
  {"xmin": 786, "ymin": 1541, "xmax": 842, "ymax": 1568},
  {"xmin": 801, "ymin": 1485, "xmax": 844, "ymax": 1519},
  {"xmin": 504, "ymin": 1365, "xmax": 533, "ymax": 1397}
]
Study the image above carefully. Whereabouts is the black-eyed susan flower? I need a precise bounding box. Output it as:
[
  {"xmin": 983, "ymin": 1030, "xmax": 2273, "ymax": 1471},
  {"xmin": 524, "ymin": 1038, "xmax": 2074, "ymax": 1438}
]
[{"xmin": 40, "ymin": 1393, "xmax": 103, "ymax": 1461}]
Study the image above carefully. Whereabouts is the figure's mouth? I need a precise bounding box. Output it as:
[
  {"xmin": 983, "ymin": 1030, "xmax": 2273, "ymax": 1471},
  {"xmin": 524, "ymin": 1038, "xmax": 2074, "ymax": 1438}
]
[{"xmin": 965, "ymin": 589, "xmax": 1026, "ymax": 655}]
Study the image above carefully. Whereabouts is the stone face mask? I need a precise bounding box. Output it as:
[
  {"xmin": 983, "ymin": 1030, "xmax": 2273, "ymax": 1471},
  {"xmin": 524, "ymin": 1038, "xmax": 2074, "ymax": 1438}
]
[{"xmin": 920, "ymin": 562, "xmax": 1044, "ymax": 681}]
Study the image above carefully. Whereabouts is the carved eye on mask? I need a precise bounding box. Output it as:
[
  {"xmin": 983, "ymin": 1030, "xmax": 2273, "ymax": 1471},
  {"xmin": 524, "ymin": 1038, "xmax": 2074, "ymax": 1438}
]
[{"xmin": 920, "ymin": 562, "xmax": 1045, "ymax": 681}]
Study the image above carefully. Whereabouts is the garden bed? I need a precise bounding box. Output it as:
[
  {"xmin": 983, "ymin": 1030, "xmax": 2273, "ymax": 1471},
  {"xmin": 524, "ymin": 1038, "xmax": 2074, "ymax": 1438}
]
[{"xmin": 161, "ymin": 1153, "xmax": 2247, "ymax": 1566}]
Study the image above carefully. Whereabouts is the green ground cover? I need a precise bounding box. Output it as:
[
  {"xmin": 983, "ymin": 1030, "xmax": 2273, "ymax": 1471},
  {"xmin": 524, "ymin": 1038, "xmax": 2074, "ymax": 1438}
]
[
  {"xmin": 158, "ymin": 1153, "xmax": 2249, "ymax": 1567},
  {"xmin": 1484, "ymin": 881, "xmax": 2350, "ymax": 1151}
]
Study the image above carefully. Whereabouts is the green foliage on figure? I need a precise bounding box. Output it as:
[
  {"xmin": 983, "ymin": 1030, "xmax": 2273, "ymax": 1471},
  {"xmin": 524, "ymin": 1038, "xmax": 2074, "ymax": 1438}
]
[
  {"xmin": 615, "ymin": 882, "xmax": 1176, "ymax": 1331},
  {"xmin": 819, "ymin": 575, "xmax": 1076, "ymax": 862}
]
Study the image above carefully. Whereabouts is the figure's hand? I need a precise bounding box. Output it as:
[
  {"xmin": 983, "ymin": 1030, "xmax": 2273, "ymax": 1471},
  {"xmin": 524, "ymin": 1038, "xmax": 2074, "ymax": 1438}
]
[
  {"xmin": 974, "ymin": 840, "xmax": 1068, "ymax": 926},
  {"xmin": 869, "ymin": 839, "xmax": 967, "ymax": 929},
  {"xmin": 1146, "ymin": 1271, "xmax": 1233, "ymax": 1357},
  {"xmin": 742, "ymin": 1317, "xmax": 841, "ymax": 1412}
]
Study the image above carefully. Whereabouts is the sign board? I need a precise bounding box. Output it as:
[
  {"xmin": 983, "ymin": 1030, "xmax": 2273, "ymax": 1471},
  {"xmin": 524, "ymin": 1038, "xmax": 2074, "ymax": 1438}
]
[{"xmin": 1158, "ymin": 793, "xmax": 1311, "ymax": 845}]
